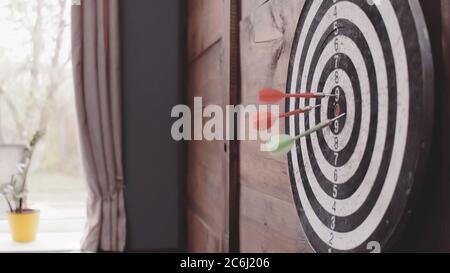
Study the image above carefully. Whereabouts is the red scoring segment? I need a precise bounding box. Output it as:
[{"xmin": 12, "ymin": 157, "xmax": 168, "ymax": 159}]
[{"xmin": 335, "ymin": 104, "xmax": 341, "ymax": 117}]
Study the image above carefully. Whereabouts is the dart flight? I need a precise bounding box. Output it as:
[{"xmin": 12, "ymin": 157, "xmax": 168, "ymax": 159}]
[{"xmin": 264, "ymin": 113, "xmax": 346, "ymax": 157}]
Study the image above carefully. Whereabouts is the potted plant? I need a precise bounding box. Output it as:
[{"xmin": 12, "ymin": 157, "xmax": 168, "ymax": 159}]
[{"xmin": 0, "ymin": 130, "xmax": 45, "ymax": 243}]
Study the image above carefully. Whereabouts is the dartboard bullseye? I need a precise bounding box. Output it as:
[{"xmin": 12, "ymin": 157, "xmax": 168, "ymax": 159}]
[{"xmin": 286, "ymin": 0, "xmax": 434, "ymax": 253}]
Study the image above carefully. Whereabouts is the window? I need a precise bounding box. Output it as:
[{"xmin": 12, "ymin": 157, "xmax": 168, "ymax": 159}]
[{"xmin": 0, "ymin": 0, "xmax": 85, "ymax": 250}]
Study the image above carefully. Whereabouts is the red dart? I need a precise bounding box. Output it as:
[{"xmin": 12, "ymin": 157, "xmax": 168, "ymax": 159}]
[
  {"xmin": 259, "ymin": 88, "xmax": 334, "ymax": 104},
  {"xmin": 254, "ymin": 104, "xmax": 321, "ymax": 131}
]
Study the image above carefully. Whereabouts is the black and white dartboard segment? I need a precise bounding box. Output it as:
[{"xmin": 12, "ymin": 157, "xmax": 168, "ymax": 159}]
[{"xmin": 286, "ymin": 0, "xmax": 433, "ymax": 253}]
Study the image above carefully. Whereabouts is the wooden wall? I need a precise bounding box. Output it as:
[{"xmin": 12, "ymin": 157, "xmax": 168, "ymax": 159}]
[
  {"xmin": 186, "ymin": 0, "xmax": 231, "ymax": 252},
  {"xmin": 186, "ymin": 0, "xmax": 450, "ymax": 253},
  {"xmin": 238, "ymin": 0, "xmax": 312, "ymax": 253},
  {"xmin": 186, "ymin": 0, "xmax": 312, "ymax": 253}
]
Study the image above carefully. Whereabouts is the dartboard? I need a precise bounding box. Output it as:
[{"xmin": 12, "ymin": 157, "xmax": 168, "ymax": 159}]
[{"xmin": 286, "ymin": 0, "xmax": 434, "ymax": 253}]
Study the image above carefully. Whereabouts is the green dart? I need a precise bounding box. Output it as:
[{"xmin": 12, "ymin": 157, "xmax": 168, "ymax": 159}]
[{"xmin": 264, "ymin": 113, "xmax": 347, "ymax": 157}]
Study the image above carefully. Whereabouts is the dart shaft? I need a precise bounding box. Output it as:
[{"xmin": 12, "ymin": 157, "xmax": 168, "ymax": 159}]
[
  {"xmin": 279, "ymin": 105, "xmax": 321, "ymax": 118},
  {"xmin": 295, "ymin": 123, "xmax": 326, "ymax": 140},
  {"xmin": 294, "ymin": 113, "xmax": 346, "ymax": 140},
  {"xmin": 286, "ymin": 93, "xmax": 334, "ymax": 99}
]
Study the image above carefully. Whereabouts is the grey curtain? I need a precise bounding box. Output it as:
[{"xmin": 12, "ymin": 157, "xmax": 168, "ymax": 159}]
[{"xmin": 71, "ymin": 0, "xmax": 126, "ymax": 252}]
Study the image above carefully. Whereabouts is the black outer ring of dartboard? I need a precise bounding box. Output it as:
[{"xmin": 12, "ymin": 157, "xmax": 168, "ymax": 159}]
[{"xmin": 286, "ymin": 0, "xmax": 434, "ymax": 253}]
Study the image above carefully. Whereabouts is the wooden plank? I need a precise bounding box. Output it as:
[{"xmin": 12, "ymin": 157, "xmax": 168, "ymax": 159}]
[
  {"xmin": 239, "ymin": 186, "xmax": 313, "ymax": 253},
  {"xmin": 188, "ymin": 0, "xmax": 224, "ymax": 62},
  {"xmin": 187, "ymin": 208, "xmax": 222, "ymax": 252},
  {"xmin": 240, "ymin": 143, "xmax": 293, "ymax": 203},
  {"xmin": 187, "ymin": 41, "xmax": 226, "ymax": 107},
  {"xmin": 184, "ymin": 137, "xmax": 230, "ymax": 247},
  {"xmin": 186, "ymin": 150, "xmax": 227, "ymax": 233},
  {"xmin": 240, "ymin": 186, "xmax": 304, "ymax": 241},
  {"xmin": 241, "ymin": 0, "xmax": 266, "ymax": 20},
  {"xmin": 186, "ymin": 143, "xmax": 229, "ymax": 251},
  {"xmin": 187, "ymin": 140, "xmax": 226, "ymax": 176},
  {"xmin": 240, "ymin": 0, "xmax": 305, "ymax": 104},
  {"xmin": 186, "ymin": 30, "xmax": 228, "ymax": 247},
  {"xmin": 238, "ymin": 0, "xmax": 309, "ymax": 253},
  {"xmin": 186, "ymin": 0, "xmax": 231, "ymax": 250},
  {"xmin": 240, "ymin": 217, "xmax": 313, "ymax": 253}
]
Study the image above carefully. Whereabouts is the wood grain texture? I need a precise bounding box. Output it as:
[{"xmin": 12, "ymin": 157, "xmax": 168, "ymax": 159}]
[
  {"xmin": 240, "ymin": 0, "xmax": 305, "ymax": 103},
  {"xmin": 188, "ymin": 0, "xmax": 224, "ymax": 62},
  {"xmin": 187, "ymin": 208, "xmax": 222, "ymax": 252},
  {"xmin": 240, "ymin": 142, "xmax": 292, "ymax": 202},
  {"xmin": 187, "ymin": 163, "xmax": 226, "ymax": 234},
  {"xmin": 241, "ymin": 0, "xmax": 267, "ymax": 21},
  {"xmin": 239, "ymin": 0, "xmax": 313, "ymax": 253},
  {"xmin": 187, "ymin": 41, "xmax": 226, "ymax": 107},
  {"xmin": 240, "ymin": 186, "xmax": 312, "ymax": 253},
  {"xmin": 186, "ymin": 0, "xmax": 230, "ymax": 253},
  {"xmin": 186, "ymin": 46, "xmax": 229, "ymax": 252}
]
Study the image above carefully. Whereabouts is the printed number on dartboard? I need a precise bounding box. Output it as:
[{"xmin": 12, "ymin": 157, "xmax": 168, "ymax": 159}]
[{"xmin": 329, "ymin": 0, "xmax": 341, "ymax": 254}]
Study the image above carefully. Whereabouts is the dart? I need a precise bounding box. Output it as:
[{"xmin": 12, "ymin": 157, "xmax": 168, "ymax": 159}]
[
  {"xmin": 254, "ymin": 104, "xmax": 322, "ymax": 131},
  {"xmin": 264, "ymin": 113, "xmax": 347, "ymax": 157},
  {"xmin": 259, "ymin": 88, "xmax": 335, "ymax": 104}
]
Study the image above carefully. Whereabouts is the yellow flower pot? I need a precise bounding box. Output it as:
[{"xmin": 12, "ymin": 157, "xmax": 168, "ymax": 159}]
[{"xmin": 7, "ymin": 210, "xmax": 40, "ymax": 243}]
